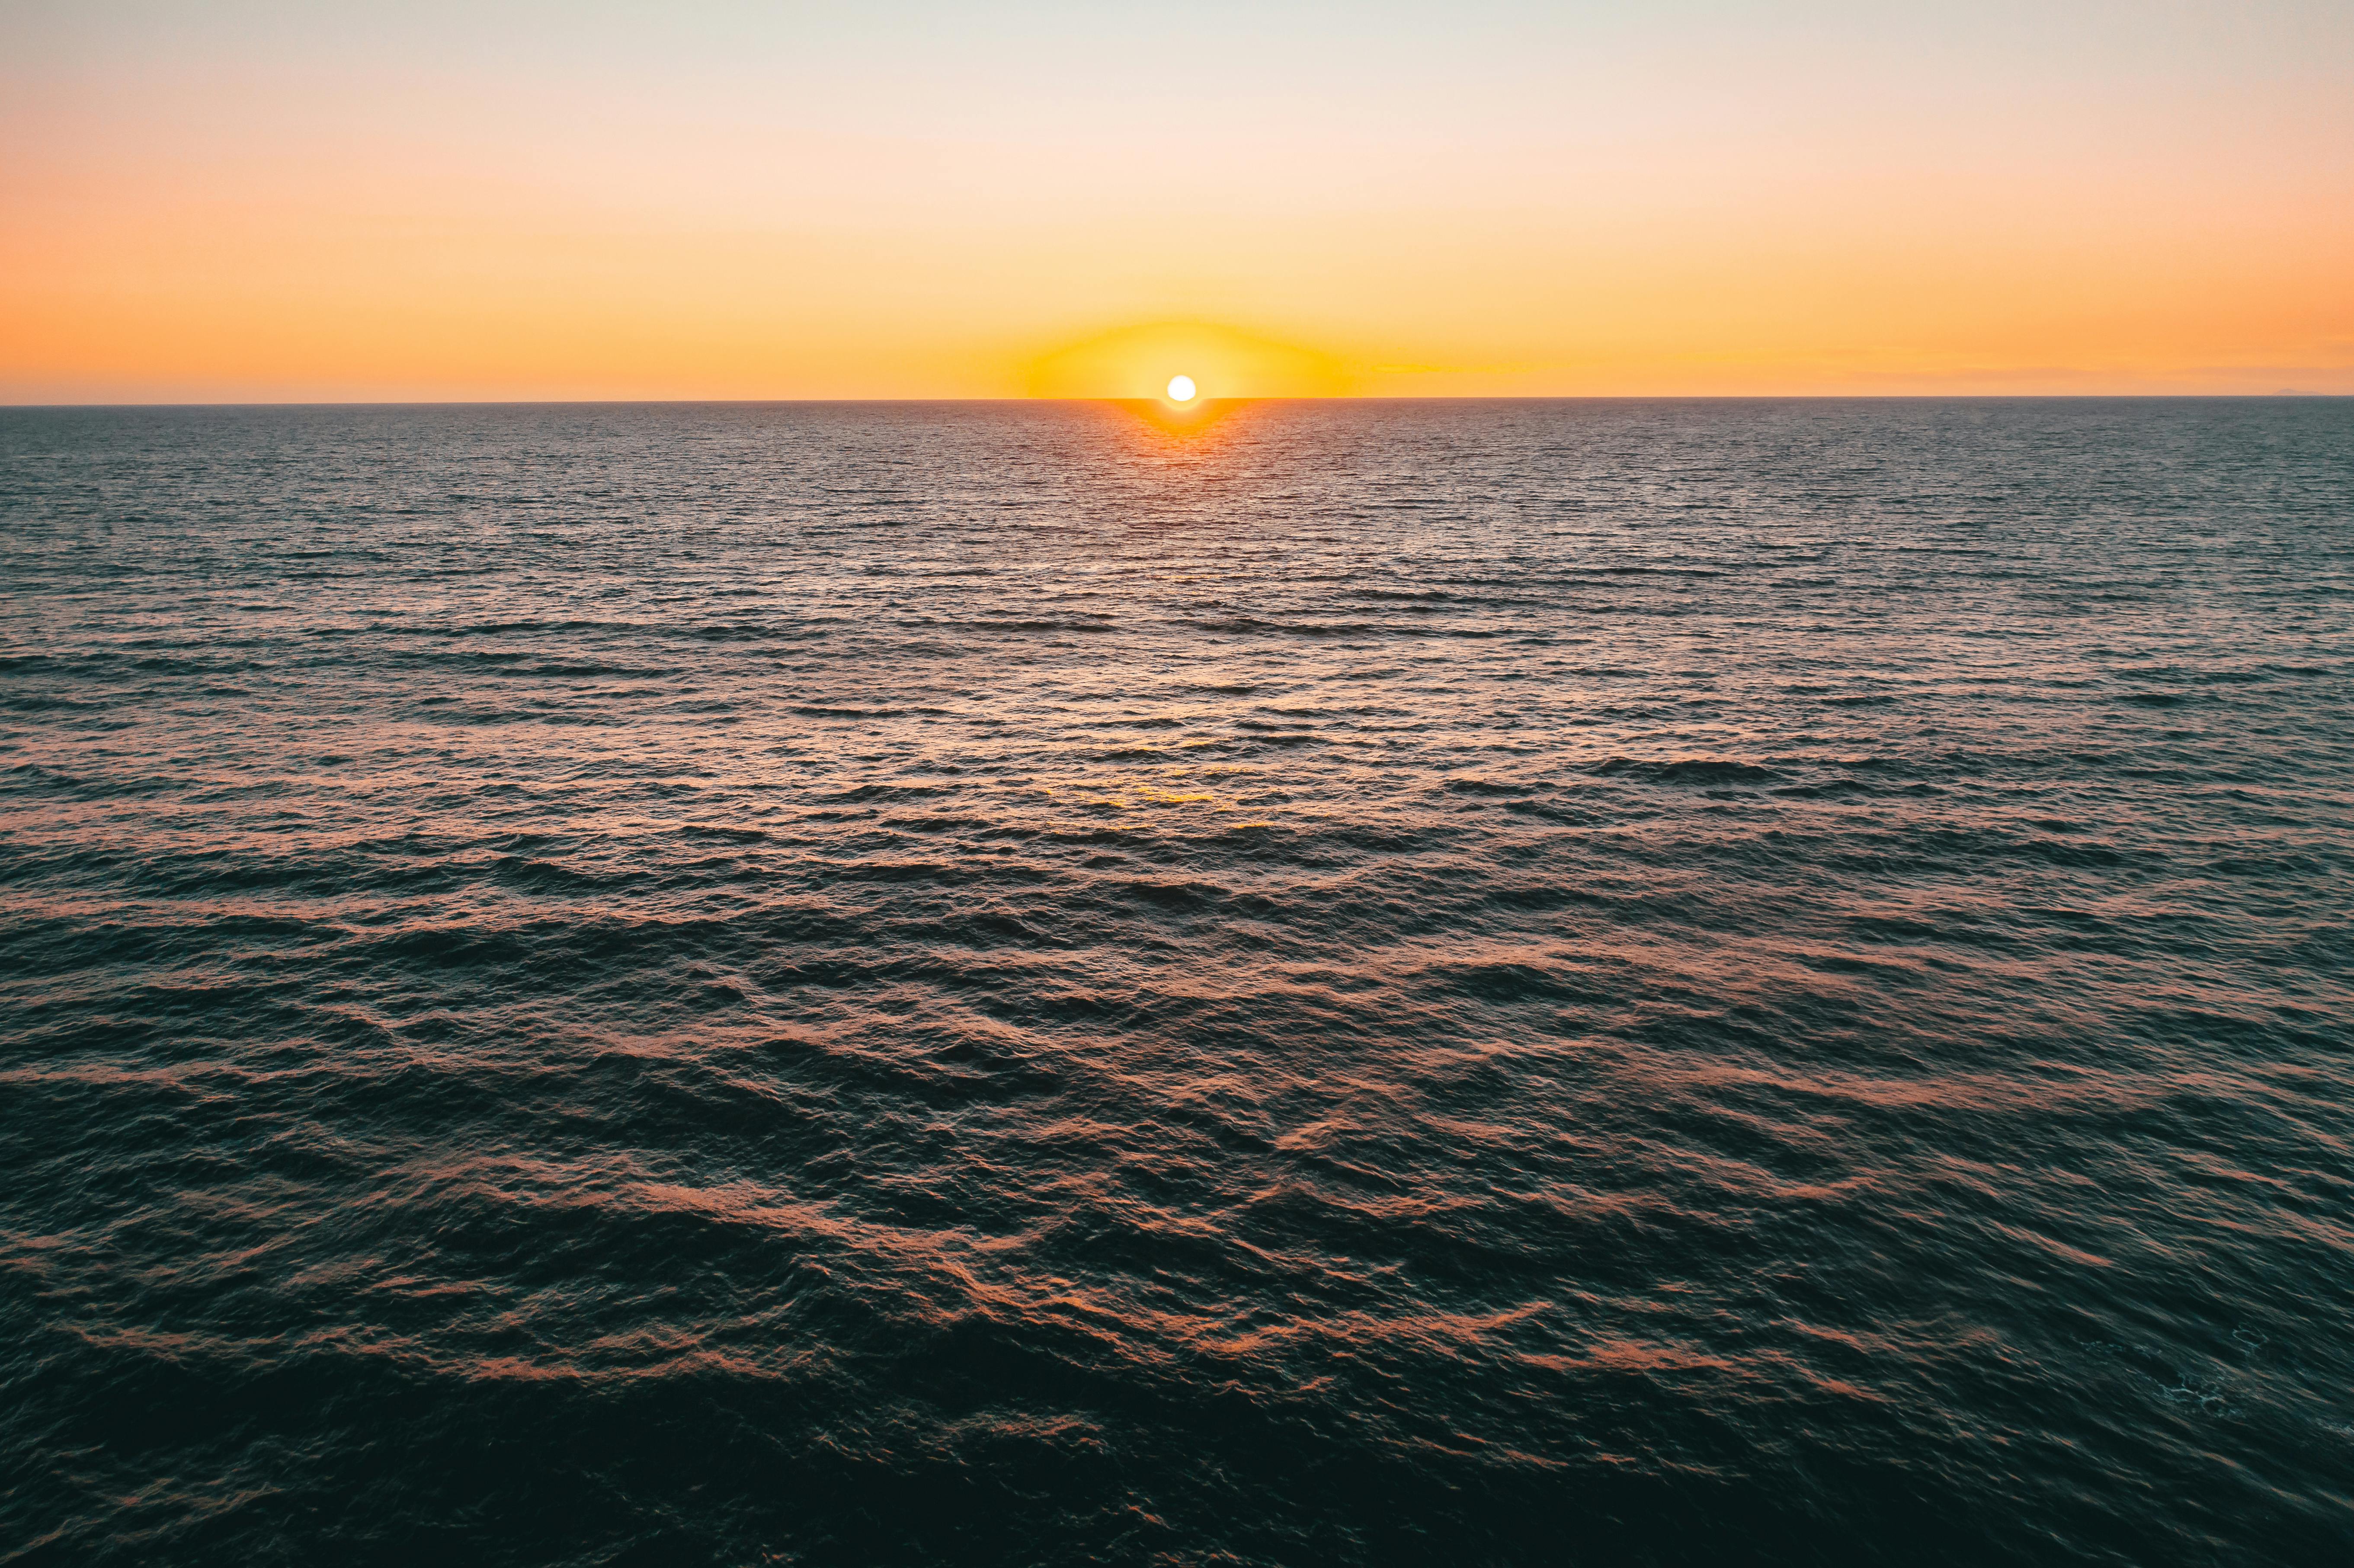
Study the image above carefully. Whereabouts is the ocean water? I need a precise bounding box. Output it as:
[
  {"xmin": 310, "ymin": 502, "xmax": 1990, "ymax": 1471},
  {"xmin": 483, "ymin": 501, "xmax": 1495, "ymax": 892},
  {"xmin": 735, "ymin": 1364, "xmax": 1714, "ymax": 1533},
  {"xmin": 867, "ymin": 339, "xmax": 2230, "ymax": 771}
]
[{"xmin": 2, "ymin": 398, "xmax": 2349, "ymax": 1567}]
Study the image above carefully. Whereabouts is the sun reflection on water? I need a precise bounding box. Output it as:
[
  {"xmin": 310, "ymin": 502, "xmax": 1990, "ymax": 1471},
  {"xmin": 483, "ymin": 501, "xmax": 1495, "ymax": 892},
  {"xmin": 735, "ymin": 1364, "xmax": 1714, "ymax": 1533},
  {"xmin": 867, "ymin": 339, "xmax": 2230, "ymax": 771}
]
[{"xmin": 1116, "ymin": 395, "xmax": 1246, "ymax": 443}]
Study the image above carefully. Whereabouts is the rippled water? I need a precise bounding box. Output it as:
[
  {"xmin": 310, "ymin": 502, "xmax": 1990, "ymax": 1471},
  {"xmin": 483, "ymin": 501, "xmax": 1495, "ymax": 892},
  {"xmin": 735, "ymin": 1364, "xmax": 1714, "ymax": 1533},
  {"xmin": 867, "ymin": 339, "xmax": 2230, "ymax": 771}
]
[{"xmin": 3, "ymin": 399, "xmax": 2351, "ymax": 1566}]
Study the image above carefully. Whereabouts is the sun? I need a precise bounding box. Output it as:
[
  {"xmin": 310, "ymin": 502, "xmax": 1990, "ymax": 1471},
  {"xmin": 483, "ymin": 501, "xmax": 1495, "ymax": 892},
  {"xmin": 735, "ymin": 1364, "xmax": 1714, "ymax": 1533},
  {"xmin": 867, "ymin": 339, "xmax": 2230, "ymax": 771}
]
[{"xmin": 1165, "ymin": 374, "xmax": 1197, "ymax": 403}]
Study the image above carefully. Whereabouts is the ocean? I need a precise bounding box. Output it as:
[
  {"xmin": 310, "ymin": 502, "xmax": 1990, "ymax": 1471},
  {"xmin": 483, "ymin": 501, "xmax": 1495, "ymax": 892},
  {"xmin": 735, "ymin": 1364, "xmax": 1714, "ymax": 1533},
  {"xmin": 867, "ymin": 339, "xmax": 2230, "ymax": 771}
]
[{"xmin": 3, "ymin": 398, "xmax": 2349, "ymax": 1565}]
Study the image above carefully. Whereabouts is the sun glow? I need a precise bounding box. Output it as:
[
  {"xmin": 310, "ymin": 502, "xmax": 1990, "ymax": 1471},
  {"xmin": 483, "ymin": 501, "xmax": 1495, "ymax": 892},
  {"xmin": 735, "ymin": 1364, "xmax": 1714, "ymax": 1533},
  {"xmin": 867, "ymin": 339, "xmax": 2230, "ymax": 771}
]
[{"xmin": 1022, "ymin": 322, "xmax": 1354, "ymax": 400}]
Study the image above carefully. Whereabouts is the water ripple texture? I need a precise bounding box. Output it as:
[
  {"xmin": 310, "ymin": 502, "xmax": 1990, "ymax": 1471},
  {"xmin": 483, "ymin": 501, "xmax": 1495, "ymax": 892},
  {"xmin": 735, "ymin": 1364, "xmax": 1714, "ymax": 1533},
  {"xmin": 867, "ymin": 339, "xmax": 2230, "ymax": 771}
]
[{"xmin": 3, "ymin": 399, "xmax": 2350, "ymax": 1567}]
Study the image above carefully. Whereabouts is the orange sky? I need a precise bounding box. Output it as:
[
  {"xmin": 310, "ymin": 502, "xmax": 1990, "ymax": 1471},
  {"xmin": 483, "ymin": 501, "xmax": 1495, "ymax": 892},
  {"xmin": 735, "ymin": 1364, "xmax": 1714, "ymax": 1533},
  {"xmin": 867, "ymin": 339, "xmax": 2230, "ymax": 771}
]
[{"xmin": 5, "ymin": 2, "xmax": 2351, "ymax": 402}]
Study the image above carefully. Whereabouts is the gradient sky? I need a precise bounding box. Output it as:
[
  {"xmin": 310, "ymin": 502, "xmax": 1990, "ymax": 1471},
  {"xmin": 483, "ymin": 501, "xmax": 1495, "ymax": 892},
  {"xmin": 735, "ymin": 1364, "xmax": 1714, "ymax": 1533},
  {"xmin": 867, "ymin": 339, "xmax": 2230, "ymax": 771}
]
[{"xmin": 4, "ymin": 1, "xmax": 2350, "ymax": 401}]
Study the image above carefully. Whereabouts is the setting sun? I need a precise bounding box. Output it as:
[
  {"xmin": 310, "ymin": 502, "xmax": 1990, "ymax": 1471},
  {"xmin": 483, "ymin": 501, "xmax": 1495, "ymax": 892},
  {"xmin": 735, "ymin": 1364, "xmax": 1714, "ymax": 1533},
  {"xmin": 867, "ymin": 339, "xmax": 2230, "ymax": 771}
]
[
  {"xmin": 1166, "ymin": 375, "xmax": 1197, "ymax": 403},
  {"xmin": 1022, "ymin": 323, "xmax": 1351, "ymax": 400}
]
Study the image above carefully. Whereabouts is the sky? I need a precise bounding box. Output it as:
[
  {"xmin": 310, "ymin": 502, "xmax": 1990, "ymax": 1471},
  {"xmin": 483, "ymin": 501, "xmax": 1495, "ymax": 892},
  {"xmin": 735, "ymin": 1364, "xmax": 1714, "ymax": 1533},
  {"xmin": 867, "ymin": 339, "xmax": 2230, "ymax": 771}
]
[{"xmin": 3, "ymin": 0, "xmax": 2350, "ymax": 402}]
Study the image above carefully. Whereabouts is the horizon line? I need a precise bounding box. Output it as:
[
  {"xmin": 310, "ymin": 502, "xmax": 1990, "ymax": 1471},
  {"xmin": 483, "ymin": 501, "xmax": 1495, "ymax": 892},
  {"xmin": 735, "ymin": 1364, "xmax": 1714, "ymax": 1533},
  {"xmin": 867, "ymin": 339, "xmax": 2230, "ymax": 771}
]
[{"xmin": 5, "ymin": 392, "xmax": 2347, "ymax": 412}]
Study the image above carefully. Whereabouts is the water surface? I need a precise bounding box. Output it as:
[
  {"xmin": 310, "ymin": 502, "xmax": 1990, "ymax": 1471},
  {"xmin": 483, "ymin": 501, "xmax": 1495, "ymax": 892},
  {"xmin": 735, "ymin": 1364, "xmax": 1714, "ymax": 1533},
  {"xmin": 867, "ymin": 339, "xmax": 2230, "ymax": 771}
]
[{"xmin": 3, "ymin": 399, "xmax": 2350, "ymax": 1565}]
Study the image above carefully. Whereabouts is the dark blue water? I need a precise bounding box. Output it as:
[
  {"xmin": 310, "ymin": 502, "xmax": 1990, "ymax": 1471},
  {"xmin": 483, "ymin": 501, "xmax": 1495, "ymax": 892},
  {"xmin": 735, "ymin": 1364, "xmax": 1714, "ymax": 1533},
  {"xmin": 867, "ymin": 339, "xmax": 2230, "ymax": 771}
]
[{"xmin": 3, "ymin": 399, "xmax": 2350, "ymax": 1566}]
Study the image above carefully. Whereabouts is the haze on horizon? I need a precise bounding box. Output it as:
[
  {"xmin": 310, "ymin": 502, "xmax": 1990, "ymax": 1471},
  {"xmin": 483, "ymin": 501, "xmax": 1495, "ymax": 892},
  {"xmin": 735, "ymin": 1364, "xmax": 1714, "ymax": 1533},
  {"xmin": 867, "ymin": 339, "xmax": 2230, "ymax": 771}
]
[{"xmin": 4, "ymin": 0, "xmax": 2350, "ymax": 404}]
